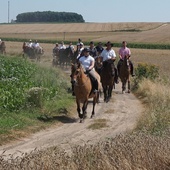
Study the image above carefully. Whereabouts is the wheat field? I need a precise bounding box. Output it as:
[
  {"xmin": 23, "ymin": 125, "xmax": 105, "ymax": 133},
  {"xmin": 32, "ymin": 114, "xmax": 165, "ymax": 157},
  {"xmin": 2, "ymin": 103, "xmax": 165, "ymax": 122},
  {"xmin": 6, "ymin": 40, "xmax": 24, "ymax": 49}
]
[{"xmin": 0, "ymin": 22, "xmax": 170, "ymax": 43}]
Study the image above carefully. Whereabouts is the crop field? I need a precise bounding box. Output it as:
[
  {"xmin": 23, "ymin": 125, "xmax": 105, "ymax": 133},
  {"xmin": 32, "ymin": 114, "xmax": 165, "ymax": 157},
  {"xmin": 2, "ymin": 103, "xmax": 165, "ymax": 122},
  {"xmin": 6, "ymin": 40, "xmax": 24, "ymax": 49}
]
[{"xmin": 0, "ymin": 22, "xmax": 170, "ymax": 44}]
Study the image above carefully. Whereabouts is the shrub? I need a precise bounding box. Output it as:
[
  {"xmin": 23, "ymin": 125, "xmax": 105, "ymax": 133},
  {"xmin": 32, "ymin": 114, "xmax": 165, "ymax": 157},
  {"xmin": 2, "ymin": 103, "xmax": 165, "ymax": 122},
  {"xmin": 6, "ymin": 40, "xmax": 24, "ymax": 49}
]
[{"xmin": 132, "ymin": 62, "xmax": 159, "ymax": 90}]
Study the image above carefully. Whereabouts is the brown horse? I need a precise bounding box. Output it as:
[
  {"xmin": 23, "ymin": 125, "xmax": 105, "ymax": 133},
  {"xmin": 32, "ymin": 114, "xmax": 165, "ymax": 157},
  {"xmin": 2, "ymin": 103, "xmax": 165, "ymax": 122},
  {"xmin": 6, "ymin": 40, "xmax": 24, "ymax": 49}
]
[
  {"xmin": 118, "ymin": 55, "xmax": 131, "ymax": 93},
  {"xmin": 100, "ymin": 59, "xmax": 115, "ymax": 102},
  {"xmin": 70, "ymin": 63, "xmax": 101, "ymax": 123},
  {"xmin": 0, "ymin": 41, "xmax": 6, "ymax": 54}
]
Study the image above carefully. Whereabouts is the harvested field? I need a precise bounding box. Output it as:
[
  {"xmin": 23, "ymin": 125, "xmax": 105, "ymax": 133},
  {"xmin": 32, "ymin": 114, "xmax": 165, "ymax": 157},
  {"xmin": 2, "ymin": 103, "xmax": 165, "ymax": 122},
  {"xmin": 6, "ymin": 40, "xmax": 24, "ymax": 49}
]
[{"xmin": 1, "ymin": 22, "xmax": 170, "ymax": 44}]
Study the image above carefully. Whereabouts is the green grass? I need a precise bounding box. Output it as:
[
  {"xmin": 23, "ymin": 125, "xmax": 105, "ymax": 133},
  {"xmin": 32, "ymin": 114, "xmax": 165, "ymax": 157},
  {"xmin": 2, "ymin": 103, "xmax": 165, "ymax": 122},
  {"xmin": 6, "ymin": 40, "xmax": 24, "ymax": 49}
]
[{"xmin": 0, "ymin": 55, "xmax": 74, "ymax": 145}]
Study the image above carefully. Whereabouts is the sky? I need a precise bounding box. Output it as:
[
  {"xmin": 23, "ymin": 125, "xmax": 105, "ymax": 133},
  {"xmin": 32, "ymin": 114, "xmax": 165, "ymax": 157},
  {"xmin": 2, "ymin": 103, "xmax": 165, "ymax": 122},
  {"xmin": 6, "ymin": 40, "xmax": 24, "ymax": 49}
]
[{"xmin": 0, "ymin": 0, "xmax": 170, "ymax": 23}]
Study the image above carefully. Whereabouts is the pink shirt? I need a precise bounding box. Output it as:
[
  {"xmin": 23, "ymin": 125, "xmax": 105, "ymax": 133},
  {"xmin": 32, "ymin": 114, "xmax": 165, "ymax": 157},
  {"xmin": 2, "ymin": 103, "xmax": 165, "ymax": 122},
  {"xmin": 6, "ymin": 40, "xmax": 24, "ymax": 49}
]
[{"xmin": 119, "ymin": 47, "xmax": 131, "ymax": 60}]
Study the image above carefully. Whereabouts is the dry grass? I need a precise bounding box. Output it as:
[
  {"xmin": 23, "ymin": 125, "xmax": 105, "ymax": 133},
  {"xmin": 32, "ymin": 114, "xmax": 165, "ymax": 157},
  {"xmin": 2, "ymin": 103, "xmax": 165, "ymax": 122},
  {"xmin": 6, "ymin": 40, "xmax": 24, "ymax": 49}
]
[
  {"xmin": 88, "ymin": 119, "xmax": 108, "ymax": 130},
  {"xmin": 1, "ymin": 22, "xmax": 170, "ymax": 43},
  {"xmin": 134, "ymin": 79, "xmax": 170, "ymax": 134},
  {"xmin": 0, "ymin": 133, "xmax": 169, "ymax": 170}
]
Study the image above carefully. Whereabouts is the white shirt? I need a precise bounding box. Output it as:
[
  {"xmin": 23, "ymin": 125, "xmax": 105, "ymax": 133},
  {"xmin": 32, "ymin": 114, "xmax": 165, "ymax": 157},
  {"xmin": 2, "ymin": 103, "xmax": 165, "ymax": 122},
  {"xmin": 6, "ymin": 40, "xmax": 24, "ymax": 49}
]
[
  {"xmin": 33, "ymin": 42, "xmax": 40, "ymax": 48},
  {"xmin": 100, "ymin": 49, "xmax": 116, "ymax": 61},
  {"xmin": 77, "ymin": 47, "xmax": 84, "ymax": 59},
  {"xmin": 28, "ymin": 42, "xmax": 33, "ymax": 47},
  {"xmin": 79, "ymin": 55, "xmax": 94, "ymax": 70},
  {"xmin": 59, "ymin": 44, "xmax": 66, "ymax": 49}
]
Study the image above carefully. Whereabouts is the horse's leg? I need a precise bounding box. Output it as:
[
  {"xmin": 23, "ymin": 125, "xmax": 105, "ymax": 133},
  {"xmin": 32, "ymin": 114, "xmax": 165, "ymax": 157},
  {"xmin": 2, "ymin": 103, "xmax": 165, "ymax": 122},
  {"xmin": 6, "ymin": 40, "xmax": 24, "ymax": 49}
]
[
  {"xmin": 103, "ymin": 86, "xmax": 107, "ymax": 102},
  {"xmin": 82, "ymin": 100, "xmax": 88, "ymax": 120},
  {"xmin": 91, "ymin": 96, "xmax": 97, "ymax": 118},
  {"xmin": 76, "ymin": 99, "xmax": 82, "ymax": 122},
  {"xmin": 108, "ymin": 85, "xmax": 113, "ymax": 100},
  {"xmin": 128, "ymin": 80, "xmax": 130, "ymax": 93},
  {"xmin": 122, "ymin": 80, "xmax": 126, "ymax": 94}
]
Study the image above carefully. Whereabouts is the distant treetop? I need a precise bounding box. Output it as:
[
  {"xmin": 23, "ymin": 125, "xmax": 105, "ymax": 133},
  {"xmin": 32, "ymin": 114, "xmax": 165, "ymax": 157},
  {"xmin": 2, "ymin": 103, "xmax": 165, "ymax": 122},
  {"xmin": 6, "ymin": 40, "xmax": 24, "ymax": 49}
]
[{"xmin": 16, "ymin": 11, "xmax": 85, "ymax": 23}]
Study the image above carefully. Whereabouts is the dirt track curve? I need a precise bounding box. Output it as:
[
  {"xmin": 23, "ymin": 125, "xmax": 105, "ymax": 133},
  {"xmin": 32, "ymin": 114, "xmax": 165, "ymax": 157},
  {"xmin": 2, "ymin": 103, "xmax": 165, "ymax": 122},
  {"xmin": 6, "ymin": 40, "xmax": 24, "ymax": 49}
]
[{"xmin": 0, "ymin": 80, "xmax": 144, "ymax": 159}]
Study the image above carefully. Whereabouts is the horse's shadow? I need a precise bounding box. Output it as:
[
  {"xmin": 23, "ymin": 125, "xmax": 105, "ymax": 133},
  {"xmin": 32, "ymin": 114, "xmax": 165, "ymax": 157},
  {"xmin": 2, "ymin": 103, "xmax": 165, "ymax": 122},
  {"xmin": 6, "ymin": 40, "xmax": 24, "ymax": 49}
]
[{"xmin": 37, "ymin": 114, "xmax": 77, "ymax": 123}]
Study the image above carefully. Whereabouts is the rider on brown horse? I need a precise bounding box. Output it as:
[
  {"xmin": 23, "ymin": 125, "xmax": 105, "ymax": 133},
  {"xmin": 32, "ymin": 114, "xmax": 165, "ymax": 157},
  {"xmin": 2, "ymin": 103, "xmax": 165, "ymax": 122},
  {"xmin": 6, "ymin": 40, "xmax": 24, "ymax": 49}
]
[
  {"xmin": 117, "ymin": 41, "xmax": 135, "ymax": 77},
  {"xmin": 78, "ymin": 47, "xmax": 98, "ymax": 93},
  {"xmin": 99, "ymin": 41, "xmax": 119, "ymax": 84}
]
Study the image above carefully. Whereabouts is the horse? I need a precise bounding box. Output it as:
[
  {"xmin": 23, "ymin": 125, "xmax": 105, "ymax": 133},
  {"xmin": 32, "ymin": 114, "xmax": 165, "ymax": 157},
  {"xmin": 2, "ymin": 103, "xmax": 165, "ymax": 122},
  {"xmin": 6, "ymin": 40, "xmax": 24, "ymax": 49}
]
[
  {"xmin": 94, "ymin": 55, "xmax": 102, "ymax": 75},
  {"xmin": 58, "ymin": 47, "xmax": 74, "ymax": 67},
  {"xmin": 100, "ymin": 59, "xmax": 115, "ymax": 102},
  {"xmin": 22, "ymin": 42, "xmax": 44, "ymax": 62},
  {"xmin": 0, "ymin": 41, "xmax": 6, "ymax": 54},
  {"xmin": 118, "ymin": 55, "xmax": 131, "ymax": 93},
  {"xmin": 70, "ymin": 63, "xmax": 101, "ymax": 123}
]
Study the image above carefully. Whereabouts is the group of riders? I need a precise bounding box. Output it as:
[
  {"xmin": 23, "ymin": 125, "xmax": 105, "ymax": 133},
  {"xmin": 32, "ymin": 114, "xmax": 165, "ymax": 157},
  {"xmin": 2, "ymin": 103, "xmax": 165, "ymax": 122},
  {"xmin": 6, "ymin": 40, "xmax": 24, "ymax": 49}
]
[
  {"xmin": 61, "ymin": 39, "xmax": 135, "ymax": 94},
  {"xmin": 23, "ymin": 39, "xmax": 44, "ymax": 55}
]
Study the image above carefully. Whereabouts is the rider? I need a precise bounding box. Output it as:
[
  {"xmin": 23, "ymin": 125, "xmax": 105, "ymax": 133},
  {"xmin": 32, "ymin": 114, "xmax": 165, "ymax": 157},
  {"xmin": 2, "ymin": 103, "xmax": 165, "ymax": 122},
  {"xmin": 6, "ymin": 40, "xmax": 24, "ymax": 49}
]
[
  {"xmin": 78, "ymin": 47, "xmax": 98, "ymax": 93},
  {"xmin": 53, "ymin": 43, "xmax": 60, "ymax": 56},
  {"xmin": 76, "ymin": 42, "xmax": 84, "ymax": 59},
  {"xmin": 59, "ymin": 41, "xmax": 66, "ymax": 50},
  {"xmin": 32, "ymin": 40, "xmax": 43, "ymax": 53},
  {"xmin": 99, "ymin": 41, "xmax": 119, "ymax": 84},
  {"xmin": 89, "ymin": 41, "xmax": 98, "ymax": 58},
  {"xmin": 28, "ymin": 39, "xmax": 33, "ymax": 48},
  {"xmin": 117, "ymin": 41, "xmax": 135, "ymax": 77},
  {"xmin": 95, "ymin": 42, "xmax": 104, "ymax": 55}
]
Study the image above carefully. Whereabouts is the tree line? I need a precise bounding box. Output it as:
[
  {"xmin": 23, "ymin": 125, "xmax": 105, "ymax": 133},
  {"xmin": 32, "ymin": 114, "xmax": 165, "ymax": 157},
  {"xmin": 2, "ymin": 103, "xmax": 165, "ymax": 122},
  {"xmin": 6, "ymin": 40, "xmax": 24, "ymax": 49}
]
[{"xmin": 16, "ymin": 11, "xmax": 85, "ymax": 23}]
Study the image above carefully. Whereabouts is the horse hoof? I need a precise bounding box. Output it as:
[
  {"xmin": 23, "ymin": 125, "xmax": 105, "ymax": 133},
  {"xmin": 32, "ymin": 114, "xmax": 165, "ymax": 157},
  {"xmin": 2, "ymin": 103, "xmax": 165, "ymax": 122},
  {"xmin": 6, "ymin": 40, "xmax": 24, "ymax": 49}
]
[
  {"xmin": 91, "ymin": 115, "xmax": 94, "ymax": 119},
  {"xmin": 122, "ymin": 91, "xmax": 125, "ymax": 94},
  {"xmin": 80, "ymin": 119, "xmax": 84, "ymax": 123},
  {"xmin": 128, "ymin": 90, "xmax": 130, "ymax": 93}
]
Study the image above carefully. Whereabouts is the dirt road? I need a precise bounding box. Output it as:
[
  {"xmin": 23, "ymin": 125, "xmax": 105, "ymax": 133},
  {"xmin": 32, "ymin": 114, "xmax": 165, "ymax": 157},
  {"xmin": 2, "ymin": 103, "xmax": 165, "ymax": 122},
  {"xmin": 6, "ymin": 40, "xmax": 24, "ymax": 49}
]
[{"xmin": 0, "ymin": 82, "xmax": 144, "ymax": 158}]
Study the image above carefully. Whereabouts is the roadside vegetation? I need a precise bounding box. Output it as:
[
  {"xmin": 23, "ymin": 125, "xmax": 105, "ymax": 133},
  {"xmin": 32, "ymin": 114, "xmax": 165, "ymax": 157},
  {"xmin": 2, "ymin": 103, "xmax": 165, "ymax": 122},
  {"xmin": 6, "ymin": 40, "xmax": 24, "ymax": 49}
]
[
  {"xmin": 133, "ymin": 63, "xmax": 170, "ymax": 135},
  {"xmin": 0, "ymin": 55, "xmax": 74, "ymax": 145}
]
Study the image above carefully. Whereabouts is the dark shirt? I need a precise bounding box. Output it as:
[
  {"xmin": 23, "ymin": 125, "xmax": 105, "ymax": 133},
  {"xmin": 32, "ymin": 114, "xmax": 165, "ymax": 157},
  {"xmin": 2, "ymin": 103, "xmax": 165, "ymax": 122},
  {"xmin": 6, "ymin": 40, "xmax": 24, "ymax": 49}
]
[
  {"xmin": 95, "ymin": 45, "xmax": 104, "ymax": 54},
  {"xmin": 89, "ymin": 47, "xmax": 98, "ymax": 58}
]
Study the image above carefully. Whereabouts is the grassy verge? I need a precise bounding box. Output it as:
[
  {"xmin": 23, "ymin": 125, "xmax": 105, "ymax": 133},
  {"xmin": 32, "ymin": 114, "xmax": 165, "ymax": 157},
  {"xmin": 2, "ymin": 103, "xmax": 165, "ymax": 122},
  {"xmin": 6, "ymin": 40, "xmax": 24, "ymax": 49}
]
[
  {"xmin": 0, "ymin": 55, "xmax": 74, "ymax": 145},
  {"xmin": 132, "ymin": 63, "xmax": 170, "ymax": 135},
  {"xmin": 133, "ymin": 78, "xmax": 170, "ymax": 135}
]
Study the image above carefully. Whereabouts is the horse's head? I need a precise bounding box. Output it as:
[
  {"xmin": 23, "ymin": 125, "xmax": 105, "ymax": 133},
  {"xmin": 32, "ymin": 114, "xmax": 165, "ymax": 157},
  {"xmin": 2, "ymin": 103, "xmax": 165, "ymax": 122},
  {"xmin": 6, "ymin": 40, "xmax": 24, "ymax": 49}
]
[
  {"xmin": 123, "ymin": 55, "xmax": 130, "ymax": 67},
  {"xmin": 70, "ymin": 63, "xmax": 81, "ymax": 85}
]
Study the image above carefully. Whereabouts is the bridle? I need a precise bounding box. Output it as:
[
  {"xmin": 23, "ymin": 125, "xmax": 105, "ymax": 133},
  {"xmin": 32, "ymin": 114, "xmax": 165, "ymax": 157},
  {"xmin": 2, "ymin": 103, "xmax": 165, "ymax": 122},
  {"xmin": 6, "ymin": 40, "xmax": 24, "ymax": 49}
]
[{"xmin": 70, "ymin": 64, "xmax": 89, "ymax": 87}]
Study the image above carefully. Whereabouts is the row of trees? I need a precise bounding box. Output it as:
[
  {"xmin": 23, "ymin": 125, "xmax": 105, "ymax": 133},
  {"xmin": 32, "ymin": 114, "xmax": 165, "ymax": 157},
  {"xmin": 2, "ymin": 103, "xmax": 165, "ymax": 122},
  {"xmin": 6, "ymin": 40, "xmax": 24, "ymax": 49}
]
[{"xmin": 16, "ymin": 11, "xmax": 85, "ymax": 23}]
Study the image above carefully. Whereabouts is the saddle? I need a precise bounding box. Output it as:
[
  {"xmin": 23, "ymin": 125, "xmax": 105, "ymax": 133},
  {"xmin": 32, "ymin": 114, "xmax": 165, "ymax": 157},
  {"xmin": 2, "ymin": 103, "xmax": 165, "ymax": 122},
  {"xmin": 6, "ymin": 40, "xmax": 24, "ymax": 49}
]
[{"xmin": 85, "ymin": 72, "xmax": 98, "ymax": 94}]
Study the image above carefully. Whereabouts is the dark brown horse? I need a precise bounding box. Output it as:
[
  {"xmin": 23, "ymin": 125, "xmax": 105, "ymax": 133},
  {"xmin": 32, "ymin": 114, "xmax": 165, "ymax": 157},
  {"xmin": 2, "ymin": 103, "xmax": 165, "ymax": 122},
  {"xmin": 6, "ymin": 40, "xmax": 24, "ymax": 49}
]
[
  {"xmin": 59, "ymin": 47, "xmax": 74, "ymax": 67},
  {"xmin": 100, "ymin": 59, "xmax": 115, "ymax": 102},
  {"xmin": 0, "ymin": 41, "xmax": 6, "ymax": 54},
  {"xmin": 119, "ymin": 55, "xmax": 131, "ymax": 93},
  {"xmin": 70, "ymin": 63, "xmax": 101, "ymax": 123}
]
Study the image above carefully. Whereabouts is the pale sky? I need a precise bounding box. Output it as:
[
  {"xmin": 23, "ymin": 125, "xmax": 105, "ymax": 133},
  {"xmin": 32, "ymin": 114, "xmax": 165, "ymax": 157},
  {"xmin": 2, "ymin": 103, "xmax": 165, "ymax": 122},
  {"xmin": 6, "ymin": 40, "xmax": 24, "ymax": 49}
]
[{"xmin": 0, "ymin": 0, "xmax": 170, "ymax": 23}]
